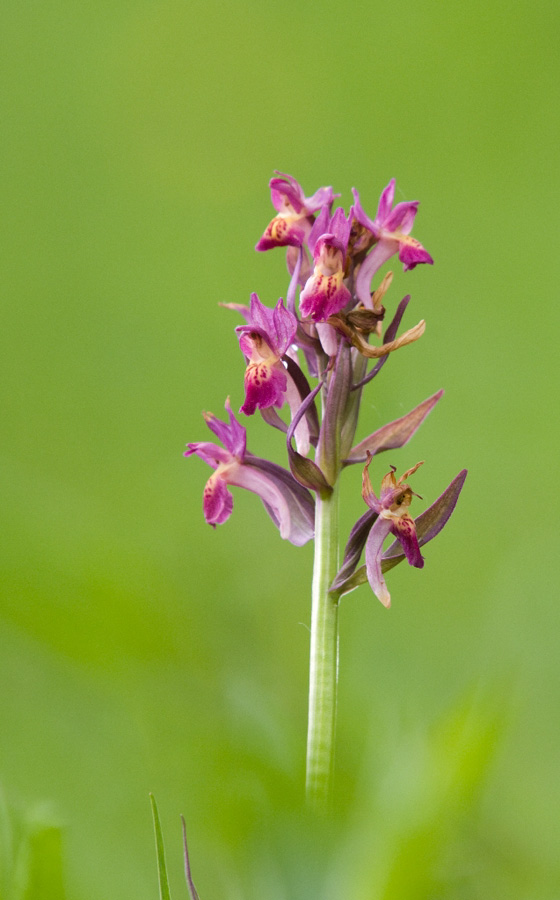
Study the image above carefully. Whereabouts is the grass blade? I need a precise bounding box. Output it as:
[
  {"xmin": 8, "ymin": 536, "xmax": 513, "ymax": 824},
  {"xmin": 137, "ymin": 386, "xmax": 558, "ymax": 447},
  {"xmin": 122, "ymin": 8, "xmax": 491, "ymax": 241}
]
[
  {"xmin": 150, "ymin": 794, "xmax": 172, "ymax": 900},
  {"xmin": 181, "ymin": 816, "xmax": 200, "ymax": 900}
]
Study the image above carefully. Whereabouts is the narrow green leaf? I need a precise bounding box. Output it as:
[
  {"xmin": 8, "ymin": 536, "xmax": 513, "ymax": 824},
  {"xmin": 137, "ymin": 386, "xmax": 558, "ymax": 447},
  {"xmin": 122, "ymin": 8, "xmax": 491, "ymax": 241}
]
[
  {"xmin": 181, "ymin": 816, "xmax": 201, "ymax": 900},
  {"xmin": 150, "ymin": 794, "xmax": 172, "ymax": 900}
]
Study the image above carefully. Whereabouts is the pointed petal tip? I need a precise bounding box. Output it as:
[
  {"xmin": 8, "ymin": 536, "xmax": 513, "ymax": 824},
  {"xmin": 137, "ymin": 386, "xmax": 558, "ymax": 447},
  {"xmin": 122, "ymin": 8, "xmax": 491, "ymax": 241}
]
[
  {"xmin": 379, "ymin": 590, "xmax": 391, "ymax": 608},
  {"xmin": 452, "ymin": 468, "xmax": 468, "ymax": 489}
]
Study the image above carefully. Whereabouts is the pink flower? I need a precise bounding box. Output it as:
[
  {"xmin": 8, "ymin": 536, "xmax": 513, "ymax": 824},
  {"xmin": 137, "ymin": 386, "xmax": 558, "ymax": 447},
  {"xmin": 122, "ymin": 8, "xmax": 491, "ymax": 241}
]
[
  {"xmin": 361, "ymin": 458, "xmax": 425, "ymax": 607},
  {"xmin": 236, "ymin": 294, "xmax": 297, "ymax": 415},
  {"xmin": 235, "ymin": 294, "xmax": 310, "ymax": 454},
  {"xmin": 185, "ymin": 399, "xmax": 315, "ymax": 545},
  {"xmin": 353, "ymin": 179, "xmax": 433, "ymax": 306},
  {"xmin": 299, "ymin": 207, "xmax": 352, "ymax": 321},
  {"xmin": 256, "ymin": 172, "xmax": 336, "ymax": 252}
]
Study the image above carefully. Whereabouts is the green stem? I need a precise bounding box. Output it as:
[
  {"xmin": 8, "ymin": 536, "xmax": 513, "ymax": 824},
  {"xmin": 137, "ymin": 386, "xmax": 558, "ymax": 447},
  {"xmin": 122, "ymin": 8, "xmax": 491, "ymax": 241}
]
[{"xmin": 306, "ymin": 481, "xmax": 340, "ymax": 811}]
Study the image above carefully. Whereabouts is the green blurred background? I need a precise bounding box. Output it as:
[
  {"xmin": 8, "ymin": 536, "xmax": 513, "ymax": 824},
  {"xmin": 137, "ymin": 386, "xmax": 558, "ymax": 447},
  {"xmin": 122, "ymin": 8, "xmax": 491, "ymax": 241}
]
[{"xmin": 1, "ymin": 0, "xmax": 558, "ymax": 897}]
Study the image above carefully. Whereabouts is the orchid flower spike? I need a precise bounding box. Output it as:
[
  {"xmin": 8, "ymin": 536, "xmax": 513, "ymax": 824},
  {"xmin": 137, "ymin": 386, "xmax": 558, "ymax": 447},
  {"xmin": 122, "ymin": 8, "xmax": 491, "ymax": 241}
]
[
  {"xmin": 361, "ymin": 455, "xmax": 424, "ymax": 607},
  {"xmin": 256, "ymin": 173, "xmax": 336, "ymax": 252},
  {"xmin": 185, "ymin": 399, "xmax": 315, "ymax": 545}
]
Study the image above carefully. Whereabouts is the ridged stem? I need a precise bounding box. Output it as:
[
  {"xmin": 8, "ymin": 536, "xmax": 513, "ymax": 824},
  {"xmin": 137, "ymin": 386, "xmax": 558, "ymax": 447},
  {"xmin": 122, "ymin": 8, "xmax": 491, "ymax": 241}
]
[{"xmin": 305, "ymin": 481, "xmax": 340, "ymax": 811}]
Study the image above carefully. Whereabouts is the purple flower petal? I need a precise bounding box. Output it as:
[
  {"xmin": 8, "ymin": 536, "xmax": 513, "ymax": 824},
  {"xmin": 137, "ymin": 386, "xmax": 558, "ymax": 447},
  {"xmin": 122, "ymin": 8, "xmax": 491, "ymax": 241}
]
[
  {"xmin": 365, "ymin": 516, "xmax": 393, "ymax": 607},
  {"xmin": 199, "ymin": 399, "xmax": 247, "ymax": 458},
  {"xmin": 186, "ymin": 401, "xmax": 315, "ymax": 544},
  {"xmin": 399, "ymin": 239, "xmax": 434, "ymax": 271},
  {"xmin": 255, "ymin": 219, "xmax": 307, "ymax": 251},
  {"xmin": 203, "ymin": 471, "xmax": 234, "ymax": 526},
  {"xmin": 315, "ymin": 322, "xmax": 339, "ymax": 357},
  {"xmin": 236, "ymin": 295, "xmax": 297, "ymax": 358},
  {"xmin": 300, "ymin": 271, "xmax": 351, "ymax": 320},
  {"xmin": 271, "ymin": 298, "xmax": 298, "ymax": 355},
  {"xmin": 355, "ymin": 240, "xmax": 396, "ymax": 307},
  {"xmin": 241, "ymin": 359, "xmax": 287, "ymax": 415},
  {"xmin": 329, "ymin": 206, "xmax": 352, "ymax": 254},
  {"xmin": 184, "ymin": 440, "xmax": 231, "ymax": 468},
  {"xmin": 376, "ymin": 179, "xmax": 396, "ymax": 223},
  {"xmin": 270, "ymin": 173, "xmax": 307, "ymax": 214},
  {"xmin": 269, "ymin": 173, "xmax": 336, "ymax": 216},
  {"xmin": 257, "ymin": 175, "xmax": 337, "ymax": 252},
  {"xmin": 307, "ymin": 205, "xmax": 331, "ymax": 256},
  {"xmin": 351, "ymin": 187, "xmax": 377, "ymax": 234},
  {"xmin": 390, "ymin": 514, "xmax": 424, "ymax": 568},
  {"xmin": 242, "ymin": 455, "xmax": 315, "ymax": 545},
  {"xmin": 304, "ymin": 184, "xmax": 337, "ymax": 212},
  {"xmin": 384, "ymin": 200, "xmax": 418, "ymax": 233}
]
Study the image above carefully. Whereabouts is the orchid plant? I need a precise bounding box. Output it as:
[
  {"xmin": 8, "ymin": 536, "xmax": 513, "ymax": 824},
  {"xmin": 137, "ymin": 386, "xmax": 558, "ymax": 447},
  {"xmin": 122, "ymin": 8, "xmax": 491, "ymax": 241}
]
[{"xmin": 186, "ymin": 172, "xmax": 466, "ymax": 811}]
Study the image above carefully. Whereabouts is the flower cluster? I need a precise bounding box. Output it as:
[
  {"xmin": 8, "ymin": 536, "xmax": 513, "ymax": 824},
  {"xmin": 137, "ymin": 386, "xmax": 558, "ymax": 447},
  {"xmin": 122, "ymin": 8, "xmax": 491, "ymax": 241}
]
[{"xmin": 187, "ymin": 172, "xmax": 465, "ymax": 607}]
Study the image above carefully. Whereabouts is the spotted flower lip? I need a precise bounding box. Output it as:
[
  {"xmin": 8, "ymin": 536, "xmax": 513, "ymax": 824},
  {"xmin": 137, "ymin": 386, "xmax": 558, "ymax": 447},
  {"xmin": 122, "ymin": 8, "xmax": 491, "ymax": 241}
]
[
  {"xmin": 256, "ymin": 173, "xmax": 337, "ymax": 252},
  {"xmin": 361, "ymin": 456, "xmax": 424, "ymax": 607},
  {"xmin": 235, "ymin": 294, "xmax": 310, "ymax": 454},
  {"xmin": 185, "ymin": 399, "xmax": 315, "ymax": 545},
  {"xmin": 236, "ymin": 293, "xmax": 297, "ymax": 416},
  {"xmin": 352, "ymin": 180, "xmax": 434, "ymax": 307},
  {"xmin": 299, "ymin": 207, "xmax": 352, "ymax": 321}
]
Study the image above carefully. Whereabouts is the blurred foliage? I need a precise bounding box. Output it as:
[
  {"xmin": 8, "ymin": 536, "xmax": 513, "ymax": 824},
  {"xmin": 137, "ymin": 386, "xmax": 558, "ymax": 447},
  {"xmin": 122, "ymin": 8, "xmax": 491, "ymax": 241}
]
[
  {"xmin": 1, "ymin": 0, "xmax": 559, "ymax": 897},
  {"xmin": 0, "ymin": 792, "xmax": 65, "ymax": 900}
]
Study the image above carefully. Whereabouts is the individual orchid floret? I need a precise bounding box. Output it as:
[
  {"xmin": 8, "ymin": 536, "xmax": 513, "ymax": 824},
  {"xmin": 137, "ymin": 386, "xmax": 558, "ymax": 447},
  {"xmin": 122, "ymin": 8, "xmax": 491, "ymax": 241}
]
[
  {"xmin": 361, "ymin": 455, "xmax": 424, "ymax": 607},
  {"xmin": 185, "ymin": 399, "xmax": 315, "ymax": 545},
  {"xmin": 299, "ymin": 207, "xmax": 352, "ymax": 322},
  {"xmin": 236, "ymin": 293, "xmax": 310, "ymax": 454},
  {"xmin": 256, "ymin": 173, "xmax": 336, "ymax": 252},
  {"xmin": 236, "ymin": 293, "xmax": 297, "ymax": 415},
  {"xmin": 352, "ymin": 180, "xmax": 434, "ymax": 307}
]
